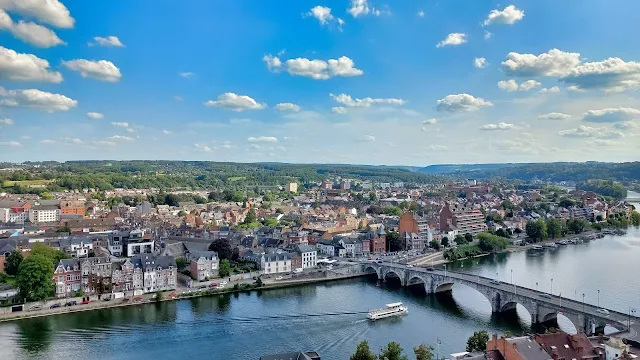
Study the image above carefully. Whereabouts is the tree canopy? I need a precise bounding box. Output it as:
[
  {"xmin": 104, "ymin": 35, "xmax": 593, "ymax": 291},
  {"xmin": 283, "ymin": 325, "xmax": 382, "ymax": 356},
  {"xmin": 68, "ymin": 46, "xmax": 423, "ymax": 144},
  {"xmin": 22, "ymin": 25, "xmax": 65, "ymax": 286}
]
[
  {"xmin": 209, "ymin": 239, "xmax": 233, "ymax": 260},
  {"xmin": 16, "ymin": 254, "xmax": 54, "ymax": 301},
  {"xmin": 466, "ymin": 330, "xmax": 490, "ymax": 352},
  {"xmin": 4, "ymin": 249, "xmax": 23, "ymax": 276}
]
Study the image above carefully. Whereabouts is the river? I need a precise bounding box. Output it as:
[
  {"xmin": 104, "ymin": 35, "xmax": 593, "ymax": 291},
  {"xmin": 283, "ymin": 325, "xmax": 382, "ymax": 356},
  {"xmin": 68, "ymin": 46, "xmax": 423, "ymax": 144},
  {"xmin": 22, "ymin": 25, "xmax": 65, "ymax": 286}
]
[{"xmin": 1, "ymin": 195, "xmax": 638, "ymax": 360}]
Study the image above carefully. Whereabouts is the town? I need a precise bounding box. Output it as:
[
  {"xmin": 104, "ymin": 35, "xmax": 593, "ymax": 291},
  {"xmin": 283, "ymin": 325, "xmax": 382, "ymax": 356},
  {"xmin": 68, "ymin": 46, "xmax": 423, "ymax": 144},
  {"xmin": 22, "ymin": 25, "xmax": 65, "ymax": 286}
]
[{"xmin": 1, "ymin": 170, "xmax": 638, "ymax": 315}]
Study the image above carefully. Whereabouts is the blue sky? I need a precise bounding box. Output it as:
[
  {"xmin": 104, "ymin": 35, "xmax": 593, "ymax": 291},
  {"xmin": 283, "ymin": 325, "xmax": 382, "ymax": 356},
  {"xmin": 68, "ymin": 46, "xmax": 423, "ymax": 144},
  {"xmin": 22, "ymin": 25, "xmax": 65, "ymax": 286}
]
[{"xmin": 1, "ymin": 0, "xmax": 640, "ymax": 165}]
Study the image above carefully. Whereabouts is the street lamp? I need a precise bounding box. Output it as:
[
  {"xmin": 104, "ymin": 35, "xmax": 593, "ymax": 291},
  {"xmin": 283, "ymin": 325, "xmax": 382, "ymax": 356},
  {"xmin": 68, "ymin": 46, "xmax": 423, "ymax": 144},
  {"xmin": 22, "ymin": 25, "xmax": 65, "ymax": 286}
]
[
  {"xmin": 436, "ymin": 338, "xmax": 441, "ymax": 360},
  {"xmin": 597, "ymin": 289, "xmax": 600, "ymax": 307},
  {"xmin": 536, "ymin": 282, "xmax": 539, "ymax": 291},
  {"xmin": 551, "ymin": 278, "xmax": 554, "ymax": 295},
  {"xmin": 582, "ymin": 293, "xmax": 585, "ymax": 313},
  {"xmin": 630, "ymin": 308, "xmax": 637, "ymax": 331},
  {"xmin": 511, "ymin": 269, "xmax": 513, "ymax": 284}
]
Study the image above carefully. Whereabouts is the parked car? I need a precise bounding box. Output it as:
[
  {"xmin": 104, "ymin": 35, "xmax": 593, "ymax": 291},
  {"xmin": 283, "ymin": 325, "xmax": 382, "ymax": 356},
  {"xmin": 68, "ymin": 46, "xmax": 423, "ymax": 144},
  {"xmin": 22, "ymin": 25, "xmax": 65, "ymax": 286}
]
[
  {"xmin": 220, "ymin": 281, "xmax": 228, "ymax": 286},
  {"xmin": 215, "ymin": 285, "xmax": 225, "ymax": 290},
  {"xmin": 28, "ymin": 305, "xmax": 43, "ymax": 311},
  {"xmin": 122, "ymin": 298, "xmax": 130, "ymax": 303},
  {"xmin": 275, "ymin": 276, "xmax": 283, "ymax": 281},
  {"xmin": 133, "ymin": 296, "xmax": 143, "ymax": 302},
  {"xmin": 425, "ymin": 267, "xmax": 435, "ymax": 271},
  {"xmin": 65, "ymin": 301, "xmax": 77, "ymax": 307},
  {"xmin": 406, "ymin": 265, "xmax": 414, "ymax": 268},
  {"xmin": 103, "ymin": 296, "xmax": 111, "ymax": 301},
  {"xmin": 597, "ymin": 309, "xmax": 610, "ymax": 315},
  {"xmin": 49, "ymin": 303, "xmax": 61, "ymax": 309},
  {"xmin": 81, "ymin": 300, "xmax": 91, "ymax": 305}
]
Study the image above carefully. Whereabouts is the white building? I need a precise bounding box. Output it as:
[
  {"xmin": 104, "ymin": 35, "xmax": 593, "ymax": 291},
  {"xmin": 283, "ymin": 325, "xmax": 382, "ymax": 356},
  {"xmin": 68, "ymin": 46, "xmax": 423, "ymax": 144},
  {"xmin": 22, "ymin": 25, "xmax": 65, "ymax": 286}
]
[
  {"xmin": 136, "ymin": 254, "xmax": 177, "ymax": 293},
  {"xmin": 260, "ymin": 253, "xmax": 291, "ymax": 275},
  {"xmin": 605, "ymin": 337, "xmax": 629, "ymax": 360},
  {"xmin": 286, "ymin": 182, "xmax": 298, "ymax": 193},
  {"xmin": 29, "ymin": 205, "xmax": 60, "ymax": 223},
  {"xmin": 296, "ymin": 245, "xmax": 317, "ymax": 269}
]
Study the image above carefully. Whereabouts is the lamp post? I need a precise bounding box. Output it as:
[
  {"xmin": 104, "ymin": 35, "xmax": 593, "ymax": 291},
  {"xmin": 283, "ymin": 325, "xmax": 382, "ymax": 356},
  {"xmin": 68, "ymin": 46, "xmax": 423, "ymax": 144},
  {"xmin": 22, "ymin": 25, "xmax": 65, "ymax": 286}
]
[
  {"xmin": 582, "ymin": 293, "xmax": 585, "ymax": 313},
  {"xmin": 436, "ymin": 337, "xmax": 441, "ymax": 360},
  {"xmin": 536, "ymin": 282, "xmax": 539, "ymax": 291},
  {"xmin": 597, "ymin": 289, "xmax": 600, "ymax": 307},
  {"xmin": 551, "ymin": 278, "xmax": 554, "ymax": 295},
  {"xmin": 629, "ymin": 308, "xmax": 637, "ymax": 331},
  {"xmin": 444, "ymin": 264, "xmax": 447, "ymax": 277},
  {"xmin": 511, "ymin": 269, "xmax": 513, "ymax": 284}
]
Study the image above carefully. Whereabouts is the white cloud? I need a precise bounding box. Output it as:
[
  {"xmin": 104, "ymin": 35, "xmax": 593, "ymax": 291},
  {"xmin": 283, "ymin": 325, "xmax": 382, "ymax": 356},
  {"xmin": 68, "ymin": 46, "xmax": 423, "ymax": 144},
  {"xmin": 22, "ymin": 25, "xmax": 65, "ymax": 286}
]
[
  {"xmin": 474, "ymin": 57, "xmax": 487, "ymax": 68},
  {"xmin": 173, "ymin": 96, "xmax": 183, "ymax": 101},
  {"xmin": 582, "ymin": 107, "xmax": 640, "ymax": 123},
  {"xmin": 337, "ymin": 18, "xmax": 345, "ymax": 31},
  {"xmin": 538, "ymin": 86, "xmax": 560, "ymax": 94},
  {"xmin": 0, "ymin": 141, "xmax": 20, "ymax": 147},
  {"xmin": 0, "ymin": 87, "xmax": 77, "ymax": 112},
  {"xmin": 126, "ymin": 128, "xmax": 135, "ymax": 133},
  {"xmin": 436, "ymin": 33, "xmax": 467, "ymax": 48},
  {"xmin": 538, "ymin": 112, "xmax": 571, "ymax": 120},
  {"xmin": 330, "ymin": 93, "xmax": 405, "ymax": 107},
  {"xmin": 179, "ymin": 72, "xmax": 194, "ymax": 78},
  {"xmin": 357, "ymin": 135, "xmax": 376, "ymax": 142},
  {"xmin": 204, "ymin": 92, "xmax": 266, "ymax": 111},
  {"xmin": 89, "ymin": 36, "xmax": 124, "ymax": 47},
  {"xmin": 483, "ymin": 5, "xmax": 525, "ymax": 26},
  {"xmin": 426, "ymin": 144, "xmax": 447, "ymax": 151},
  {"xmin": 558, "ymin": 125, "xmax": 624, "ymax": 139},
  {"xmin": 436, "ymin": 93, "xmax": 493, "ymax": 112},
  {"xmin": 163, "ymin": 129, "xmax": 172, "ymax": 134},
  {"xmin": 567, "ymin": 85, "xmax": 585, "ymax": 92},
  {"xmin": 40, "ymin": 139, "xmax": 55, "ymax": 144},
  {"xmin": 63, "ymin": 59, "xmax": 122, "ymax": 82},
  {"xmin": 502, "ymin": 49, "xmax": 581, "ymax": 77},
  {"xmin": 10, "ymin": 19, "xmax": 65, "ymax": 48},
  {"xmin": 613, "ymin": 121, "xmax": 638, "ymax": 130},
  {"xmin": 264, "ymin": 55, "xmax": 363, "ymax": 79},
  {"xmin": 0, "ymin": 46, "xmax": 63, "ymax": 82},
  {"xmin": 111, "ymin": 122, "xmax": 129, "ymax": 128},
  {"xmin": 560, "ymin": 57, "xmax": 640, "ymax": 93},
  {"xmin": 587, "ymin": 139, "xmax": 617, "ymax": 147},
  {"xmin": 306, "ymin": 6, "xmax": 333, "ymax": 25},
  {"xmin": 194, "ymin": 143, "xmax": 212, "ymax": 152},
  {"xmin": 0, "ymin": 0, "xmax": 75, "ymax": 28},
  {"xmin": 484, "ymin": 31, "xmax": 493, "ymax": 39},
  {"xmin": 248, "ymin": 136, "xmax": 278, "ymax": 143},
  {"xmin": 106, "ymin": 135, "xmax": 134, "ymax": 141},
  {"xmin": 417, "ymin": 10, "xmax": 424, "ymax": 17},
  {"xmin": 87, "ymin": 112, "xmax": 103, "ymax": 119},
  {"xmin": 480, "ymin": 122, "xmax": 514, "ymax": 131},
  {"xmin": 0, "ymin": 118, "xmax": 13, "ymax": 124},
  {"xmin": 94, "ymin": 140, "xmax": 116, "ymax": 147},
  {"xmin": 275, "ymin": 102, "xmax": 300, "ymax": 112},
  {"xmin": 348, "ymin": 0, "xmax": 375, "ymax": 17},
  {"xmin": 497, "ymin": 79, "xmax": 541, "ymax": 92},
  {"xmin": 332, "ymin": 106, "xmax": 348, "ymax": 114},
  {"xmin": 63, "ymin": 137, "xmax": 83, "ymax": 144},
  {"xmin": 422, "ymin": 118, "xmax": 437, "ymax": 125}
]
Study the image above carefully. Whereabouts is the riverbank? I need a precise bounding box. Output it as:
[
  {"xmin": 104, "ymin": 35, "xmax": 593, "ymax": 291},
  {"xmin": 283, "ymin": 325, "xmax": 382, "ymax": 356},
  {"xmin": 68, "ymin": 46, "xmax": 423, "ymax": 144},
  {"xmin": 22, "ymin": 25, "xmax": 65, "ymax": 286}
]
[{"xmin": 0, "ymin": 272, "xmax": 367, "ymax": 323}]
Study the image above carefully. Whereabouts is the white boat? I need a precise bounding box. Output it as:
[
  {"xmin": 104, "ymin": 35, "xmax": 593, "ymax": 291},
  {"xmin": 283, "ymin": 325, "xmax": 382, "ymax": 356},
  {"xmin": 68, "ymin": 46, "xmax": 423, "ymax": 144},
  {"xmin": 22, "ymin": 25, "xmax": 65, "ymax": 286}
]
[
  {"xmin": 543, "ymin": 242, "xmax": 558, "ymax": 249},
  {"xmin": 367, "ymin": 302, "xmax": 408, "ymax": 321}
]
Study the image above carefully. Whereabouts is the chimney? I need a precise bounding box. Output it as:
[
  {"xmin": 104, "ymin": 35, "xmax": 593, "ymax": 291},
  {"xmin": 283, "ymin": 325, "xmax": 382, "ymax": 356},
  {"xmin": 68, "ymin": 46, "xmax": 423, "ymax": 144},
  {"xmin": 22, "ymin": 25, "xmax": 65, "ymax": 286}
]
[
  {"xmin": 493, "ymin": 334, "xmax": 498, "ymax": 349},
  {"xmin": 552, "ymin": 349, "xmax": 559, "ymax": 360}
]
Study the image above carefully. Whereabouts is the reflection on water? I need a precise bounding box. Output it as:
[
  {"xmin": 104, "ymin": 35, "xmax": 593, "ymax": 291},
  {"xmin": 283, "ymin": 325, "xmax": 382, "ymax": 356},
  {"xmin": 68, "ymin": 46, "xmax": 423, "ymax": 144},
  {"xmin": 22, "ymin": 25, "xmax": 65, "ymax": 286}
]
[{"xmin": 0, "ymin": 229, "xmax": 639, "ymax": 360}]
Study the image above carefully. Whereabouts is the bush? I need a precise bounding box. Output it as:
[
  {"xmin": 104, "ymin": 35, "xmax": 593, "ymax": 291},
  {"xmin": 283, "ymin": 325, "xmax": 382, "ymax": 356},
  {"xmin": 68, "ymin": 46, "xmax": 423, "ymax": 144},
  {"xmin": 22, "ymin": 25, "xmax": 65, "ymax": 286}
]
[{"xmin": 444, "ymin": 245, "xmax": 483, "ymax": 261}]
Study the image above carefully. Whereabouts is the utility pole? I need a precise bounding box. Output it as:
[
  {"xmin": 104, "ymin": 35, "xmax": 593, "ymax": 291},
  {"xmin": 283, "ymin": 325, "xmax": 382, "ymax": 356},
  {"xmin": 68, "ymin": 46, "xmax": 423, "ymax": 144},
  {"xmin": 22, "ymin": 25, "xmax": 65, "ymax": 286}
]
[
  {"xmin": 551, "ymin": 278, "xmax": 554, "ymax": 295},
  {"xmin": 436, "ymin": 337, "xmax": 441, "ymax": 360},
  {"xmin": 597, "ymin": 289, "xmax": 600, "ymax": 307},
  {"xmin": 582, "ymin": 293, "xmax": 585, "ymax": 314}
]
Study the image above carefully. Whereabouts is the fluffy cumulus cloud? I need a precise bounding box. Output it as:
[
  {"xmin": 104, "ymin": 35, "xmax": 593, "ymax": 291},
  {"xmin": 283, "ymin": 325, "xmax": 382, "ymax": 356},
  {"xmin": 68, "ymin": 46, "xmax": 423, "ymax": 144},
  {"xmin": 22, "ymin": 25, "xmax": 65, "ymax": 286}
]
[
  {"xmin": 265, "ymin": 55, "xmax": 364, "ymax": 80},
  {"xmin": 105, "ymin": 135, "xmax": 134, "ymax": 141},
  {"xmin": 497, "ymin": 79, "xmax": 541, "ymax": 92},
  {"xmin": 474, "ymin": 57, "xmax": 487, "ymax": 68},
  {"xmin": 111, "ymin": 122, "xmax": 129, "ymax": 128},
  {"xmin": 247, "ymin": 136, "xmax": 278, "ymax": 143},
  {"xmin": 538, "ymin": 86, "xmax": 560, "ymax": 94},
  {"xmin": 483, "ymin": 5, "xmax": 525, "ymax": 26},
  {"xmin": 194, "ymin": 144, "xmax": 212, "ymax": 153},
  {"xmin": 0, "ymin": 141, "xmax": 20, "ymax": 147},
  {"xmin": 63, "ymin": 59, "xmax": 122, "ymax": 82},
  {"xmin": 275, "ymin": 102, "xmax": 300, "ymax": 112},
  {"xmin": 306, "ymin": 5, "xmax": 333, "ymax": 25},
  {"xmin": 0, "ymin": 87, "xmax": 77, "ymax": 111},
  {"xmin": 332, "ymin": 106, "xmax": 348, "ymax": 114},
  {"xmin": 613, "ymin": 121, "xmax": 638, "ymax": 130},
  {"xmin": 502, "ymin": 49, "xmax": 581, "ymax": 77},
  {"xmin": 330, "ymin": 93, "xmax": 405, "ymax": 107},
  {"xmin": 357, "ymin": 135, "xmax": 376, "ymax": 142},
  {"xmin": 538, "ymin": 112, "xmax": 571, "ymax": 120},
  {"xmin": 348, "ymin": 0, "xmax": 382, "ymax": 17},
  {"xmin": 0, "ymin": 46, "xmax": 62, "ymax": 82},
  {"xmin": 582, "ymin": 107, "xmax": 640, "ymax": 123},
  {"xmin": 436, "ymin": 33, "xmax": 467, "ymax": 48},
  {"xmin": 558, "ymin": 125, "xmax": 624, "ymax": 139},
  {"xmin": 204, "ymin": 92, "xmax": 266, "ymax": 111},
  {"xmin": 436, "ymin": 94, "xmax": 493, "ymax": 112},
  {"xmin": 89, "ymin": 36, "xmax": 124, "ymax": 47},
  {"xmin": 0, "ymin": 118, "xmax": 13, "ymax": 125},
  {"xmin": 559, "ymin": 57, "xmax": 640, "ymax": 93},
  {"xmin": 0, "ymin": 11, "xmax": 65, "ymax": 48},
  {"xmin": 480, "ymin": 122, "xmax": 514, "ymax": 131},
  {"xmin": 0, "ymin": 0, "xmax": 75, "ymax": 28},
  {"xmin": 87, "ymin": 112, "xmax": 104, "ymax": 119},
  {"xmin": 422, "ymin": 118, "xmax": 437, "ymax": 125}
]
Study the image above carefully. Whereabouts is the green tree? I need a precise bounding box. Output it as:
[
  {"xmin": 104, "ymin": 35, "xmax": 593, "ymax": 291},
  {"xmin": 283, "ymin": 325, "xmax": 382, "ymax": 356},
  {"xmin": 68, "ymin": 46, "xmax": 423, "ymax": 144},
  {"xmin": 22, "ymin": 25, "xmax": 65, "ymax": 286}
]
[
  {"xmin": 430, "ymin": 239, "xmax": 441, "ymax": 251},
  {"xmin": 525, "ymin": 218, "xmax": 547, "ymax": 242},
  {"xmin": 350, "ymin": 340, "xmax": 376, "ymax": 360},
  {"xmin": 466, "ymin": 330, "xmax": 490, "ymax": 352},
  {"xmin": 454, "ymin": 235, "xmax": 467, "ymax": 245},
  {"xmin": 56, "ymin": 226, "xmax": 71, "ymax": 233},
  {"xmin": 632, "ymin": 211, "xmax": 640, "ymax": 226},
  {"xmin": 231, "ymin": 247, "xmax": 240, "ymax": 261},
  {"xmin": 387, "ymin": 231, "xmax": 403, "ymax": 252},
  {"xmin": 175, "ymin": 257, "xmax": 186, "ymax": 269},
  {"xmin": 567, "ymin": 219, "xmax": 589, "ymax": 234},
  {"xmin": 414, "ymin": 344, "xmax": 434, "ymax": 360},
  {"xmin": 16, "ymin": 254, "xmax": 54, "ymax": 301},
  {"xmin": 558, "ymin": 198, "xmax": 575, "ymax": 208},
  {"xmin": 399, "ymin": 201, "xmax": 409, "ymax": 210},
  {"xmin": 546, "ymin": 218, "xmax": 565, "ymax": 239},
  {"xmin": 177, "ymin": 210, "xmax": 187, "ymax": 217},
  {"xmin": 31, "ymin": 243, "xmax": 68, "ymax": 267},
  {"xmin": 208, "ymin": 239, "xmax": 233, "ymax": 260},
  {"xmin": 409, "ymin": 202, "xmax": 419, "ymax": 212},
  {"xmin": 378, "ymin": 342, "xmax": 408, "ymax": 360},
  {"xmin": 244, "ymin": 208, "xmax": 257, "ymax": 224},
  {"xmin": 495, "ymin": 228, "xmax": 508, "ymax": 238},
  {"xmin": 40, "ymin": 191, "xmax": 53, "ymax": 200},
  {"xmin": 384, "ymin": 206, "xmax": 403, "ymax": 217},
  {"xmin": 477, "ymin": 233, "xmax": 509, "ymax": 252},
  {"xmin": 464, "ymin": 233, "xmax": 473, "ymax": 243},
  {"xmin": 0, "ymin": 272, "xmax": 8, "ymax": 284},
  {"xmin": 219, "ymin": 259, "xmax": 230, "ymax": 278},
  {"xmin": 369, "ymin": 191, "xmax": 378, "ymax": 202},
  {"xmin": 263, "ymin": 192, "xmax": 276, "ymax": 202},
  {"xmin": 4, "ymin": 249, "xmax": 23, "ymax": 276},
  {"xmin": 441, "ymin": 236, "xmax": 450, "ymax": 247}
]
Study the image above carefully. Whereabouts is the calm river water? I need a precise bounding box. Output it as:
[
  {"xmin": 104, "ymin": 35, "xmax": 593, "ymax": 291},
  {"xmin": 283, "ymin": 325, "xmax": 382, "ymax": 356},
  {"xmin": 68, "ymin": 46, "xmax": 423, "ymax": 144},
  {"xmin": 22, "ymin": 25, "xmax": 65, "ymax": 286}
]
[{"xmin": 1, "ymin": 196, "xmax": 639, "ymax": 360}]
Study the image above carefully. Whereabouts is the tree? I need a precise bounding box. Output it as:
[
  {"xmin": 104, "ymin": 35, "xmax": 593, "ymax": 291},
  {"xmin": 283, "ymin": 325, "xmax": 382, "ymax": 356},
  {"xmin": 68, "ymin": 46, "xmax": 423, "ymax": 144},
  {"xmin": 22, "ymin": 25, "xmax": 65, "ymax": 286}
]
[
  {"xmin": 454, "ymin": 235, "xmax": 467, "ymax": 245},
  {"xmin": 56, "ymin": 226, "xmax": 71, "ymax": 233},
  {"xmin": 378, "ymin": 342, "xmax": 408, "ymax": 360},
  {"xmin": 558, "ymin": 198, "xmax": 575, "ymax": 208},
  {"xmin": 409, "ymin": 202, "xmax": 419, "ymax": 212},
  {"xmin": 495, "ymin": 228, "xmax": 508, "ymax": 238},
  {"xmin": 387, "ymin": 231, "xmax": 403, "ymax": 252},
  {"xmin": 567, "ymin": 219, "xmax": 589, "ymax": 234},
  {"xmin": 177, "ymin": 210, "xmax": 187, "ymax": 217},
  {"xmin": 369, "ymin": 191, "xmax": 378, "ymax": 202},
  {"xmin": 477, "ymin": 233, "xmax": 509, "ymax": 252},
  {"xmin": 4, "ymin": 249, "xmax": 23, "ymax": 276},
  {"xmin": 384, "ymin": 206, "xmax": 403, "ymax": 217},
  {"xmin": 546, "ymin": 218, "xmax": 565, "ymax": 239},
  {"xmin": 40, "ymin": 191, "xmax": 53, "ymax": 200},
  {"xmin": 350, "ymin": 340, "xmax": 376, "ymax": 360},
  {"xmin": 16, "ymin": 254, "xmax": 54, "ymax": 301},
  {"xmin": 464, "ymin": 233, "xmax": 473, "ymax": 243},
  {"xmin": 441, "ymin": 236, "xmax": 450, "ymax": 247},
  {"xmin": 231, "ymin": 247, "xmax": 240, "ymax": 262},
  {"xmin": 175, "ymin": 257, "xmax": 186, "ymax": 269},
  {"xmin": 525, "ymin": 218, "xmax": 547, "ymax": 242},
  {"xmin": 31, "ymin": 243, "xmax": 68, "ymax": 267},
  {"xmin": 0, "ymin": 272, "xmax": 8, "ymax": 284},
  {"xmin": 244, "ymin": 208, "xmax": 257, "ymax": 224},
  {"xmin": 632, "ymin": 211, "xmax": 640, "ymax": 226},
  {"xmin": 209, "ymin": 239, "xmax": 233, "ymax": 260},
  {"xmin": 430, "ymin": 239, "xmax": 441, "ymax": 251},
  {"xmin": 219, "ymin": 259, "xmax": 230, "ymax": 278},
  {"xmin": 414, "ymin": 344, "xmax": 434, "ymax": 360},
  {"xmin": 466, "ymin": 330, "xmax": 490, "ymax": 352}
]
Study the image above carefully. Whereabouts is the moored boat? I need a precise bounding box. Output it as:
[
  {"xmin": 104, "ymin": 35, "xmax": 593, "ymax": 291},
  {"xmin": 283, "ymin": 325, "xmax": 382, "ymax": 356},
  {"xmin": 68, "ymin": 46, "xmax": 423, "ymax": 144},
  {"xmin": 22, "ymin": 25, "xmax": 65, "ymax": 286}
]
[{"xmin": 367, "ymin": 302, "xmax": 408, "ymax": 321}]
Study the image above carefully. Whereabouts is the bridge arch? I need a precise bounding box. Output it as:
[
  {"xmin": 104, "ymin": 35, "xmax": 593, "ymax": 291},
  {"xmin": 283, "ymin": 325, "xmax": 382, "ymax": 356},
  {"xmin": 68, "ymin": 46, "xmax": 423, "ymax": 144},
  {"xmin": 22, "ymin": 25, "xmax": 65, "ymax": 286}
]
[
  {"xmin": 382, "ymin": 269, "xmax": 405, "ymax": 286},
  {"xmin": 362, "ymin": 265, "xmax": 380, "ymax": 278}
]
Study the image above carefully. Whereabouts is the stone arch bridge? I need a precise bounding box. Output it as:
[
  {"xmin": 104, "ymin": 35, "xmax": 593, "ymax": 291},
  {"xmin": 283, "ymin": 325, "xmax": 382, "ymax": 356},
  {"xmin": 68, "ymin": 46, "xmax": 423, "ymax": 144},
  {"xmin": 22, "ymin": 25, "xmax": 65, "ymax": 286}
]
[{"xmin": 363, "ymin": 262, "xmax": 637, "ymax": 336}]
